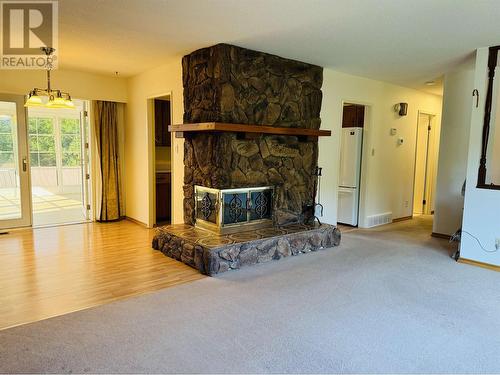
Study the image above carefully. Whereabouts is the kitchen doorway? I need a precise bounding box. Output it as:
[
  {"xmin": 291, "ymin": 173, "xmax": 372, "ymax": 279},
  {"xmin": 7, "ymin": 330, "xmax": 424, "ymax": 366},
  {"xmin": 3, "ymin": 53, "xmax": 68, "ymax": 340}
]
[
  {"xmin": 149, "ymin": 94, "xmax": 172, "ymax": 226},
  {"xmin": 337, "ymin": 103, "xmax": 365, "ymax": 227}
]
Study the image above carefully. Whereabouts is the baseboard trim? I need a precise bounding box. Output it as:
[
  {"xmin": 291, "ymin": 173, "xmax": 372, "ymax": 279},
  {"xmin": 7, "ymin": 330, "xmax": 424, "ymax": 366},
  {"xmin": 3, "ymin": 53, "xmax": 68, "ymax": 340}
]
[
  {"xmin": 431, "ymin": 232, "xmax": 451, "ymax": 240},
  {"xmin": 125, "ymin": 216, "xmax": 148, "ymax": 228},
  {"xmin": 392, "ymin": 216, "xmax": 412, "ymax": 223},
  {"xmin": 457, "ymin": 257, "xmax": 500, "ymax": 272}
]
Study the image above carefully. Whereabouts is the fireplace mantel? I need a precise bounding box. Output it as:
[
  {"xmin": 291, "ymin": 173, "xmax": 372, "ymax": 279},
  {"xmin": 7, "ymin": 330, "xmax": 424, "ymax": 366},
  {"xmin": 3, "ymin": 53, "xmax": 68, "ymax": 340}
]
[{"xmin": 169, "ymin": 122, "xmax": 332, "ymax": 139}]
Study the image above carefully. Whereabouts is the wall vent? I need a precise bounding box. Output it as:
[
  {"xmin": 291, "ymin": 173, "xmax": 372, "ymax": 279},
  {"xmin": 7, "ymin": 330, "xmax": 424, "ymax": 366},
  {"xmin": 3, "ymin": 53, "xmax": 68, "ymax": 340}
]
[{"xmin": 365, "ymin": 212, "xmax": 393, "ymax": 228}]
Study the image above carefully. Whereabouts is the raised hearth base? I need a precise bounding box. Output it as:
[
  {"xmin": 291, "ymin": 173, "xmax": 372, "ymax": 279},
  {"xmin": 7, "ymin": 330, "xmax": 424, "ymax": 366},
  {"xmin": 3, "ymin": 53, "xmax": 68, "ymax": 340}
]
[{"xmin": 152, "ymin": 223, "xmax": 341, "ymax": 276}]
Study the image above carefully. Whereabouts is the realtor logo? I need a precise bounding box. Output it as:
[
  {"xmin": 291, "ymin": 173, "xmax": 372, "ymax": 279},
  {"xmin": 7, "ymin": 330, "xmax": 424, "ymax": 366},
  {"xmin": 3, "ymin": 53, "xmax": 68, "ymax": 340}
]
[{"xmin": 0, "ymin": 0, "xmax": 58, "ymax": 69}]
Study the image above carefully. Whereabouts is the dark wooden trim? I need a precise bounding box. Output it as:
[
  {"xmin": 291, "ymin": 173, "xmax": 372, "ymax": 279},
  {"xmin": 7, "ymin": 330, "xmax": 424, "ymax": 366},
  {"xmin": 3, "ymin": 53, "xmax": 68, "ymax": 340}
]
[
  {"xmin": 392, "ymin": 215, "xmax": 412, "ymax": 223},
  {"xmin": 169, "ymin": 122, "xmax": 332, "ymax": 137},
  {"xmin": 477, "ymin": 183, "xmax": 500, "ymax": 190},
  {"xmin": 431, "ymin": 232, "xmax": 451, "ymax": 240},
  {"xmin": 477, "ymin": 46, "xmax": 500, "ymax": 190}
]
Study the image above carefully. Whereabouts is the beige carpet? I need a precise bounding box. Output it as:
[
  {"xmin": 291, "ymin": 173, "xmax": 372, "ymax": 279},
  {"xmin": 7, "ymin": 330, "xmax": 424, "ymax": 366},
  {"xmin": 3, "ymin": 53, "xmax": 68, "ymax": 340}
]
[{"xmin": 1, "ymin": 216, "xmax": 499, "ymax": 373}]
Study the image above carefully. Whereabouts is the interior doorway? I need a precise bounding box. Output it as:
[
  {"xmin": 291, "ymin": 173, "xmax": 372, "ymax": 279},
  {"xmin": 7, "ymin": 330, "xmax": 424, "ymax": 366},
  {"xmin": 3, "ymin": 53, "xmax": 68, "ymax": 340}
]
[
  {"xmin": 337, "ymin": 103, "xmax": 365, "ymax": 227},
  {"xmin": 27, "ymin": 100, "xmax": 91, "ymax": 226},
  {"xmin": 413, "ymin": 112, "xmax": 436, "ymax": 216},
  {"xmin": 149, "ymin": 95, "xmax": 172, "ymax": 226}
]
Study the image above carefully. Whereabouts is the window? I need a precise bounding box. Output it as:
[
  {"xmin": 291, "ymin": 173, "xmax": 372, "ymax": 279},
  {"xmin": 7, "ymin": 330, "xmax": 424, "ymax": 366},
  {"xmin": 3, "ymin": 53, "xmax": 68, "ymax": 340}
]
[
  {"xmin": 29, "ymin": 117, "xmax": 56, "ymax": 167},
  {"xmin": 59, "ymin": 118, "xmax": 81, "ymax": 167},
  {"xmin": 0, "ymin": 117, "xmax": 14, "ymax": 168}
]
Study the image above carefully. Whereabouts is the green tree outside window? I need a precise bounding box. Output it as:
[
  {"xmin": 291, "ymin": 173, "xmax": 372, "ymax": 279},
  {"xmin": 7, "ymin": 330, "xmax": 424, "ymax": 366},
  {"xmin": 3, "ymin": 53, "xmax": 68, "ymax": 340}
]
[{"xmin": 0, "ymin": 117, "xmax": 14, "ymax": 168}]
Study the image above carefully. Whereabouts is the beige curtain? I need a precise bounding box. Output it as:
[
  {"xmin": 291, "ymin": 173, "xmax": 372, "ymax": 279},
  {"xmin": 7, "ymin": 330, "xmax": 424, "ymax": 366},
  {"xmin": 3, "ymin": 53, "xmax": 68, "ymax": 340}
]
[{"xmin": 93, "ymin": 101, "xmax": 122, "ymax": 221}]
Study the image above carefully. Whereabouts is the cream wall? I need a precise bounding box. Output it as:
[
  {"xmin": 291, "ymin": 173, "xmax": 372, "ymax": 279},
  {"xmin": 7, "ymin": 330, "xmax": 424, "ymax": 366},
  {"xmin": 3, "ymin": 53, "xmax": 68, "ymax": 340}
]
[
  {"xmin": 123, "ymin": 61, "xmax": 442, "ymax": 229},
  {"xmin": 461, "ymin": 48, "xmax": 500, "ymax": 266},
  {"xmin": 319, "ymin": 69, "xmax": 443, "ymax": 226},
  {"xmin": 0, "ymin": 69, "xmax": 127, "ymax": 102},
  {"xmin": 124, "ymin": 58, "xmax": 184, "ymax": 227},
  {"xmin": 433, "ymin": 61, "xmax": 475, "ymax": 236}
]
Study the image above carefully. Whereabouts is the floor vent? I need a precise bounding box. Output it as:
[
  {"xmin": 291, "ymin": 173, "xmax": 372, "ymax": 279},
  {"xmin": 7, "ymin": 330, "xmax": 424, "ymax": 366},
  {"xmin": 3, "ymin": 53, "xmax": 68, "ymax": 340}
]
[{"xmin": 365, "ymin": 212, "xmax": 392, "ymax": 228}]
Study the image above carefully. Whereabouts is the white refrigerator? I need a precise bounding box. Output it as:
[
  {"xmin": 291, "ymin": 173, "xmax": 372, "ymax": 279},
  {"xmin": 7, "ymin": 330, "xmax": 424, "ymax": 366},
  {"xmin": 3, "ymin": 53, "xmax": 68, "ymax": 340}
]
[{"xmin": 338, "ymin": 127, "xmax": 363, "ymax": 226}]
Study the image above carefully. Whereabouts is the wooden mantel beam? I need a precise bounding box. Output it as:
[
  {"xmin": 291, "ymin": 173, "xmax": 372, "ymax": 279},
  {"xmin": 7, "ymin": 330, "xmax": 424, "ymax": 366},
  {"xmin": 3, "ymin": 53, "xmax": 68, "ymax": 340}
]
[{"xmin": 168, "ymin": 122, "xmax": 332, "ymax": 138}]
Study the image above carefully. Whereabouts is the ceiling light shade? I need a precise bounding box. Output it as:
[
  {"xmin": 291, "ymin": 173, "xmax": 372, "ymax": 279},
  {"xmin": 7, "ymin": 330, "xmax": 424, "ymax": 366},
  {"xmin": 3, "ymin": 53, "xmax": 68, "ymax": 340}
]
[
  {"xmin": 24, "ymin": 92, "xmax": 43, "ymax": 107},
  {"xmin": 25, "ymin": 47, "xmax": 75, "ymax": 110},
  {"xmin": 46, "ymin": 94, "xmax": 69, "ymax": 108}
]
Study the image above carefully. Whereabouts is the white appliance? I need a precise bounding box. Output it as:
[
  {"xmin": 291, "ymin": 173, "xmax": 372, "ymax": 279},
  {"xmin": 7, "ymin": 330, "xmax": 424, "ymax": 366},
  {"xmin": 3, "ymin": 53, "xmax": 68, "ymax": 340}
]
[{"xmin": 338, "ymin": 127, "xmax": 363, "ymax": 226}]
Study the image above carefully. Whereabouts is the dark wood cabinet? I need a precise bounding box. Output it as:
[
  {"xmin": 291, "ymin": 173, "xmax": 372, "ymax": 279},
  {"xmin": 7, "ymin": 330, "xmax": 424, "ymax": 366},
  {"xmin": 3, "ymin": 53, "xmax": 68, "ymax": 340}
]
[
  {"xmin": 342, "ymin": 104, "xmax": 365, "ymax": 128},
  {"xmin": 156, "ymin": 172, "xmax": 171, "ymax": 222},
  {"xmin": 154, "ymin": 99, "xmax": 171, "ymax": 146}
]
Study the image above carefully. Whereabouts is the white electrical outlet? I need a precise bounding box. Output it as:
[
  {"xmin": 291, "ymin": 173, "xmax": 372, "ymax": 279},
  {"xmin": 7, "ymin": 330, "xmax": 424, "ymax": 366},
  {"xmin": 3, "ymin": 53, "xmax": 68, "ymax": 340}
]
[
  {"xmin": 496, "ymin": 238, "xmax": 500, "ymax": 250},
  {"xmin": 404, "ymin": 200, "xmax": 409, "ymax": 208}
]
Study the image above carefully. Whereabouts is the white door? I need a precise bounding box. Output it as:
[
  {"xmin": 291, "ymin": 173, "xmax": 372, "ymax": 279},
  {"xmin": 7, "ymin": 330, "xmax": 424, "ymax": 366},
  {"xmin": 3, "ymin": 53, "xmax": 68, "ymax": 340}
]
[{"xmin": 0, "ymin": 94, "xmax": 32, "ymax": 229}]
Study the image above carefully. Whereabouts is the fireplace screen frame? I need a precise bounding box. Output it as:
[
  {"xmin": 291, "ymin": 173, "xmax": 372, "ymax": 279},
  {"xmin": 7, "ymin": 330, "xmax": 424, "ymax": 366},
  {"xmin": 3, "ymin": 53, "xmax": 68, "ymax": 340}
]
[{"xmin": 194, "ymin": 185, "xmax": 274, "ymax": 234}]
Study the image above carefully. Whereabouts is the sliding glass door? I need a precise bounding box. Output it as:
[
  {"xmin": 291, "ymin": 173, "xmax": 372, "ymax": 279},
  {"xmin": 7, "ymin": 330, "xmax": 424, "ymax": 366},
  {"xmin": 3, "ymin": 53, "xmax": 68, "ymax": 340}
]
[{"xmin": 0, "ymin": 94, "xmax": 31, "ymax": 229}]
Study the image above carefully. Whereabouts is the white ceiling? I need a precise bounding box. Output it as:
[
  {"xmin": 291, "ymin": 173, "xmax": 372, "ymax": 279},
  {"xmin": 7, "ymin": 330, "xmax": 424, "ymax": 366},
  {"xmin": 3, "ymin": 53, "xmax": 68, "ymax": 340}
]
[{"xmin": 58, "ymin": 0, "xmax": 500, "ymax": 95}]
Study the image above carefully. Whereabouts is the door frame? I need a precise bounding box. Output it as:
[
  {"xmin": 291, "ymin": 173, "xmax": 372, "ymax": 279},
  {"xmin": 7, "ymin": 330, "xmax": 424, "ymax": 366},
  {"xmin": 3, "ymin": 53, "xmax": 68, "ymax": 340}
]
[
  {"xmin": 0, "ymin": 93, "xmax": 32, "ymax": 229},
  {"xmin": 80, "ymin": 101, "xmax": 92, "ymax": 221},
  {"xmin": 412, "ymin": 110, "xmax": 437, "ymax": 216}
]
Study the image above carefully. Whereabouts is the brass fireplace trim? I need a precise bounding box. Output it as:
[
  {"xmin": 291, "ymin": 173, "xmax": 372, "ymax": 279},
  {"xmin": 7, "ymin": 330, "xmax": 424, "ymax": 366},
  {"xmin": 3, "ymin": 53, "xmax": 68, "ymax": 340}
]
[{"xmin": 194, "ymin": 185, "xmax": 274, "ymax": 235}]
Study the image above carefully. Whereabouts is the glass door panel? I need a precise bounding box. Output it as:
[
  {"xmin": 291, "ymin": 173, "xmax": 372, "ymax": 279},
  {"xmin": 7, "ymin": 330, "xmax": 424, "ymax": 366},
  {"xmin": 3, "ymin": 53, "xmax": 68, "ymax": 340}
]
[
  {"xmin": 28, "ymin": 101, "xmax": 89, "ymax": 226},
  {"xmin": 0, "ymin": 94, "xmax": 31, "ymax": 228}
]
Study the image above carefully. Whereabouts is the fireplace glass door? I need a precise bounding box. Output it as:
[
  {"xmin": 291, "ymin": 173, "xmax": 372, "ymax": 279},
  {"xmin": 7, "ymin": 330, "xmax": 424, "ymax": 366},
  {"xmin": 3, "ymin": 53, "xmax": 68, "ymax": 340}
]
[
  {"xmin": 221, "ymin": 187, "xmax": 273, "ymax": 226},
  {"xmin": 195, "ymin": 188, "xmax": 218, "ymax": 225},
  {"xmin": 249, "ymin": 189, "xmax": 272, "ymax": 221},
  {"xmin": 222, "ymin": 192, "xmax": 247, "ymax": 224},
  {"xmin": 194, "ymin": 185, "xmax": 273, "ymax": 234}
]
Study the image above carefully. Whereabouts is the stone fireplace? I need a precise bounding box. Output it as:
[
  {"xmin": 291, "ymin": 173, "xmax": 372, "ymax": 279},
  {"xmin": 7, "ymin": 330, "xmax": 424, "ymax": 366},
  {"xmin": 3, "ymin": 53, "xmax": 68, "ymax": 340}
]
[
  {"xmin": 182, "ymin": 43, "xmax": 323, "ymax": 227},
  {"xmin": 152, "ymin": 43, "xmax": 340, "ymax": 275}
]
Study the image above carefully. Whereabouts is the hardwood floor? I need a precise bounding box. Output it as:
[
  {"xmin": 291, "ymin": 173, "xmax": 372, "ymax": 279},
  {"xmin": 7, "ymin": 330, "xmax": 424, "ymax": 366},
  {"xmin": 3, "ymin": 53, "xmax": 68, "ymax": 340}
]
[{"xmin": 0, "ymin": 220, "xmax": 205, "ymax": 330}]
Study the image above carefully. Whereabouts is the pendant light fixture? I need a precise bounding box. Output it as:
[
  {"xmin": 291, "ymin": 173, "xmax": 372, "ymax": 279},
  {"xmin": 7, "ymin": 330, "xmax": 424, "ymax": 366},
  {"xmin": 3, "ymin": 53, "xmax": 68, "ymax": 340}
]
[{"xmin": 25, "ymin": 47, "xmax": 75, "ymax": 109}]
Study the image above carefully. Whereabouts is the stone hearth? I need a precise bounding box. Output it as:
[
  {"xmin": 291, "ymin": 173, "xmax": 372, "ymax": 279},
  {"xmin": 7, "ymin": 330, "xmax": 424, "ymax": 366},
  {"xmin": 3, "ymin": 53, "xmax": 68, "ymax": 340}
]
[
  {"xmin": 152, "ymin": 43, "xmax": 341, "ymax": 275},
  {"xmin": 152, "ymin": 224, "xmax": 340, "ymax": 276}
]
